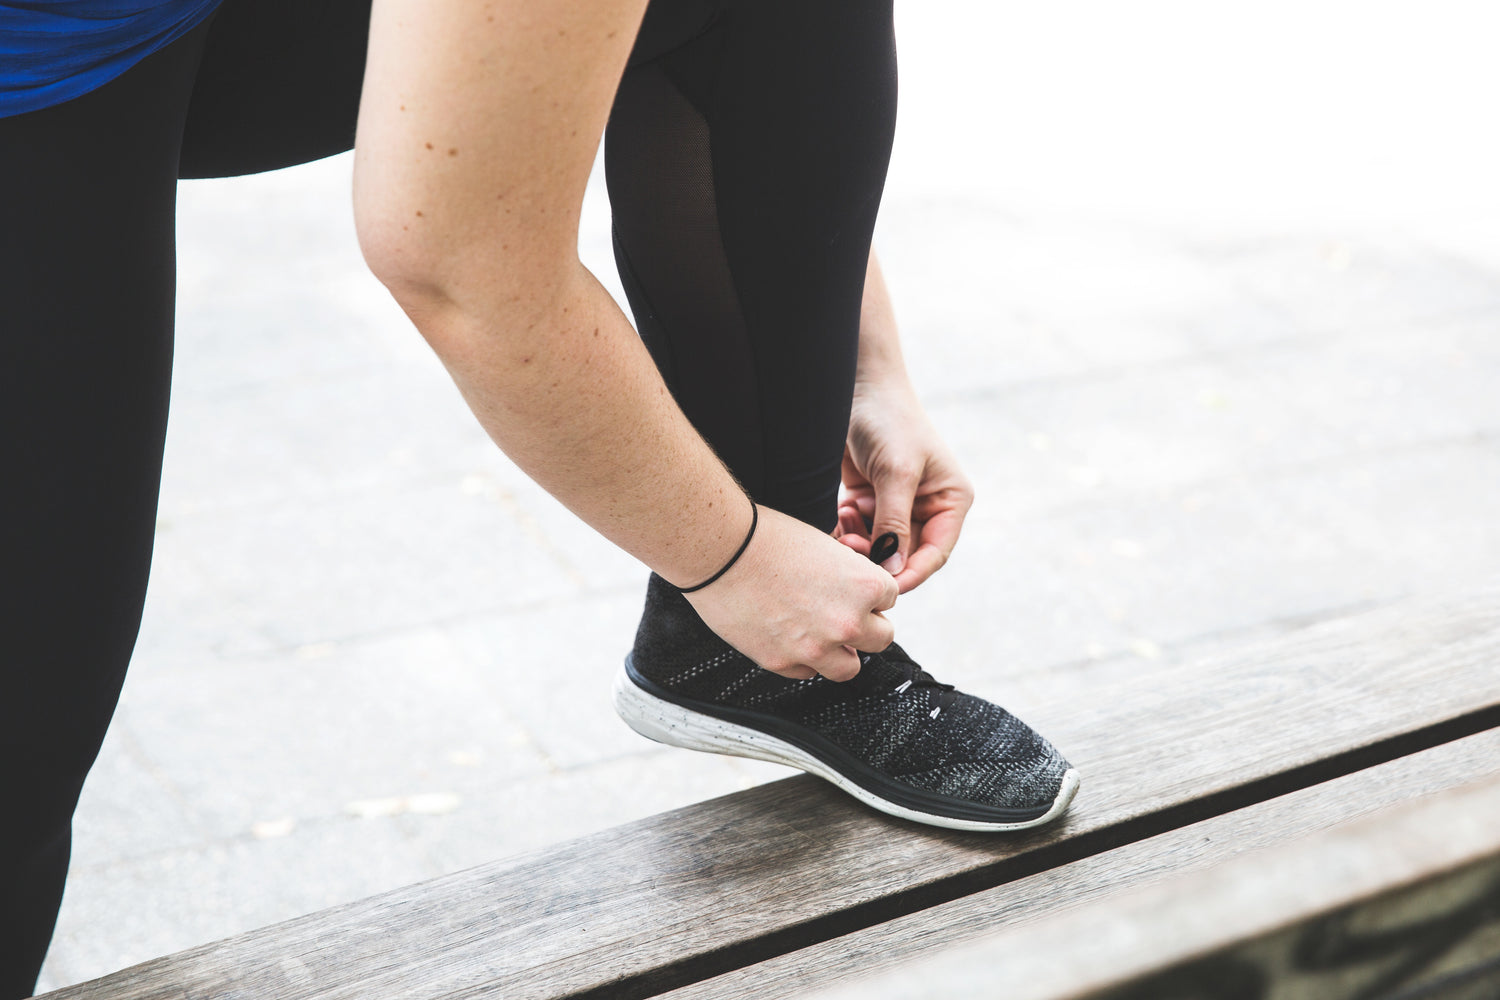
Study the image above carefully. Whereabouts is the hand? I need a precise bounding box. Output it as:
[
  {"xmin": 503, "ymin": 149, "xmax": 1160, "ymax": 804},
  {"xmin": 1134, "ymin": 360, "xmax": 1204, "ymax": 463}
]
[
  {"xmin": 835, "ymin": 379, "xmax": 974, "ymax": 594},
  {"xmin": 684, "ymin": 505, "xmax": 898, "ymax": 682}
]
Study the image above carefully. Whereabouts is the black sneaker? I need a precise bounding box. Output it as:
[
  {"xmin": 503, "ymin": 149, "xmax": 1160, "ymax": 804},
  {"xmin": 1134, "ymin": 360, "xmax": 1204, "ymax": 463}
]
[{"xmin": 614, "ymin": 574, "xmax": 1080, "ymax": 832}]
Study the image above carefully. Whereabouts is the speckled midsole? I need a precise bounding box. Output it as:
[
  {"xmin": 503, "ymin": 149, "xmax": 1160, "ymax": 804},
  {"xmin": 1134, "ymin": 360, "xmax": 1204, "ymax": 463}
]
[{"xmin": 614, "ymin": 657, "xmax": 1080, "ymax": 833}]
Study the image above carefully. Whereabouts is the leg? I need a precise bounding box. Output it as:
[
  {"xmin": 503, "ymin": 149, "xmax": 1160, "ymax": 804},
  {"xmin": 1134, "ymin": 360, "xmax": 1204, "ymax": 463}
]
[
  {"xmin": 608, "ymin": 3, "xmax": 1079, "ymax": 833},
  {"xmin": 0, "ymin": 26, "xmax": 209, "ymax": 994},
  {"xmin": 0, "ymin": 3, "xmax": 372, "ymax": 990},
  {"xmin": 605, "ymin": 0, "xmax": 898, "ymax": 531}
]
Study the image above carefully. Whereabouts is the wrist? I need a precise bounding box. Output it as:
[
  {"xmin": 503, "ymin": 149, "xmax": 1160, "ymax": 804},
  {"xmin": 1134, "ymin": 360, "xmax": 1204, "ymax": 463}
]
[
  {"xmin": 672, "ymin": 498, "xmax": 759, "ymax": 593},
  {"xmin": 853, "ymin": 362, "xmax": 915, "ymax": 396},
  {"xmin": 655, "ymin": 489, "xmax": 758, "ymax": 591},
  {"xmin": 851, "ymin": 372, "xmax": 922, "ymax": 424}
]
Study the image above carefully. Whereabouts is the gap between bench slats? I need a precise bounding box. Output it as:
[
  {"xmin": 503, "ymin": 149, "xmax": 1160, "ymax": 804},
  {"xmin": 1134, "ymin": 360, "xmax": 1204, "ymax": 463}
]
[
  {"xmin": 806, "ymin": 765, "xmax": 1500, "ymax": 1000},
  {"xmin": 663, "ymin": 726, "xmax": 1500, "ymax": 999},
  {"xmin": 38, "ymin": 580, "xmax": 1500, "ymax": 1000}
]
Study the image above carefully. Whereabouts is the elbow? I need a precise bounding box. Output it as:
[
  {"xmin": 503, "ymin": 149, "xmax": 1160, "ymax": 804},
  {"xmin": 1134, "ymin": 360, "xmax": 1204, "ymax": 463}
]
[
  {"xmin": 354, "ymin": 188, "xmax": 575, "ymax": 345},
  {"xmin": 355, "ymin": 195, "xmax": 463, "ymax": 320}
]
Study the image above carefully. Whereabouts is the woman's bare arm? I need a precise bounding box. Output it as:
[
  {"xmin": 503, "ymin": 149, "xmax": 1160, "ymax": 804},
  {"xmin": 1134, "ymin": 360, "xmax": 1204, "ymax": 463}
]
[
  {"xmin": 837, "ymin": 252, "xmax": 975, "ymax": 593},
  {"xmin": 352, "ymin": 0, "xmax": 896, "ymax": 680}
]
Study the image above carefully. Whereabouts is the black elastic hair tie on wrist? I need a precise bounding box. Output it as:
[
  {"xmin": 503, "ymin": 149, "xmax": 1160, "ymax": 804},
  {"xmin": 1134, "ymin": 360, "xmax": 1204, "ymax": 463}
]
[{"xmin": 677, "ymin": 498, "xmax": 758, "ymax": 594}]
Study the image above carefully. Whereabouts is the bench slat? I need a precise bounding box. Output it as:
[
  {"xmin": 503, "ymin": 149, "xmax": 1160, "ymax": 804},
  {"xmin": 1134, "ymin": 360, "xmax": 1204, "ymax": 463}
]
[
  {"xmin": 664, "ymin": 726, "xmax": 1500, "ymax": 999},
  {"xmin": 39, "ymin": 582, "xmax": 1500, "ymax": 1000},
  {"xmin": 807, "ymin": 771, "xmax": 1500, "ymax": 1000}
]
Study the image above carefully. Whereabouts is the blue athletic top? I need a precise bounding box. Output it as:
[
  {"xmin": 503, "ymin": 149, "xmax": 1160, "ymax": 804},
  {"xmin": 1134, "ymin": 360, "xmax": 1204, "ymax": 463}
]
[{"xmin": 1, "ymin": 0, "xmax": 222, "ymax": 117}]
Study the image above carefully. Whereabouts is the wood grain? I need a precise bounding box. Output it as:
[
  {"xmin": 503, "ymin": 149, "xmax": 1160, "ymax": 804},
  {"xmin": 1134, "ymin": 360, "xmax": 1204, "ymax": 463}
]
[
  {"xmin": 665, "ymin": 727, "xmax": 1500, "ymax": 999},
  {"xmin": 806, "ymin": 771, "xmax": 1500, "ymax": 1000},
  {"xmin": 37, "ymin": 581, "xmax": 1500, "ymax": 1000}
]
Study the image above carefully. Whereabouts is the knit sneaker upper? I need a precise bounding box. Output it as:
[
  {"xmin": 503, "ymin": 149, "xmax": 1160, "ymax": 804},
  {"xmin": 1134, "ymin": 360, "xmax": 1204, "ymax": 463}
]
[{"xmin": 630, "ymin": 574, "xmax": 1073, "ymax": 814}]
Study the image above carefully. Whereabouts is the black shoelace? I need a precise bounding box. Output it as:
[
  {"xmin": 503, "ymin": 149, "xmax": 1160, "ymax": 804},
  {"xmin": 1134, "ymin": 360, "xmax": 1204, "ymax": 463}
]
[{"xmin": 864, "ymin": 643, "xmax": 961, "ymax": 714}]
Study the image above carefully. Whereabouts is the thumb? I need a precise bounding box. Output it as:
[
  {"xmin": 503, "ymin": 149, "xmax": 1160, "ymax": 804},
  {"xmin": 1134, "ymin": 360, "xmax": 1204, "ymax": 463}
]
[{"xmin": 870, "ymin": 468, "xmax": 919, "ymax": 576}]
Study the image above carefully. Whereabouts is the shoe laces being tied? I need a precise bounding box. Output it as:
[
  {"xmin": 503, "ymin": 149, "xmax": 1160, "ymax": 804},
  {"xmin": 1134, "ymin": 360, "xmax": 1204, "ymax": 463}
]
[
  {"xmin": 858, "ymin": 538, "xmax": 959, "ymax": 716},
  {"xmin": 862, "ymin": 643, "xmax": 961, "ymax": 716}
]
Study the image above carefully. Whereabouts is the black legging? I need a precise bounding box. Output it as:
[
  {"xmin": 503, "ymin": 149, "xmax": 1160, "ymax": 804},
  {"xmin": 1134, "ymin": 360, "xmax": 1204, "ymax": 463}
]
[{"xmin": 0, "ymin": 0, "xmax": 895, "ymax": 993}]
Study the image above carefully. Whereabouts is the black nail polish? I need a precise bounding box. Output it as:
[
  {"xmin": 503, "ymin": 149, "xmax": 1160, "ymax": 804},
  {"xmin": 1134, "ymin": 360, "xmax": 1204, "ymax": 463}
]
[{"xmin": 870, "ymin": 532, "xmax": 899, "ymax": 566}]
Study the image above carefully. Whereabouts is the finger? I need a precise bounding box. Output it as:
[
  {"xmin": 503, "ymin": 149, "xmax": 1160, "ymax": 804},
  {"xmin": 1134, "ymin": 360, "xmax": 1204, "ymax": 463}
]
[
  {"xmin": 893, "ymin": 544, "xmax": 945, "ymax": 593},
  {"xmin": 854, "ymin": 609, "xmax": 895, "ymax": 652},
  {"xmin": 767, "ymin": 662, "xmax": 818, "ymax": 681},
  {"xmin": 870, "ymin": 469, "xmax": 920, "ymax": 577},
  {"xmin": 892, "ymin": 524, "xmax": 959, "ymax": 593},
  {"xmin": 869, "ymin": 531, "xmax": 899, "ymax": 566},
  {"xmin": 874, "ymin": 572, "xmax": 899, "ymax": 612},
  {"xmin": 841, "ymin": 447, "xmax": 871, "ymax": 490},
  {"xmin": 811, "ymin": 644, "xmax": 862, "ymax": 683},
  {"xmin": 838, "ymin": 533, "xmax": 873, "ymax": 556},
  {"xmin": 840, "ymin": 488, "xmax": 876, "ymax": 530},
  {"xmin": 837, "ymin": 503, "xmax": 870, "ymax": 540},
  {"xmin": 892, "ymin": 508, "xmax": 966, "ymax": 592}
]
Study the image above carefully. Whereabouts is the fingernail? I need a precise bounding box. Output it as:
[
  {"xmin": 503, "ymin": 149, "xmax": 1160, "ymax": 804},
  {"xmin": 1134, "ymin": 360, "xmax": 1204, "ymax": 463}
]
[
  {"xmin": 881, "ymin": 551, "xmax": 905, "ymax": 576},
  {"xmin": 870, "ymin": 532, "xmax": 899, "ymax": 565}
]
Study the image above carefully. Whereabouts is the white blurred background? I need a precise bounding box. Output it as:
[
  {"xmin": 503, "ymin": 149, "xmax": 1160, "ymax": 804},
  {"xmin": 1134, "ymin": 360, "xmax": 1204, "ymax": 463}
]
[{"xmin": 892, "ymin": 1, "xmax": 1500, "ymax": 248}]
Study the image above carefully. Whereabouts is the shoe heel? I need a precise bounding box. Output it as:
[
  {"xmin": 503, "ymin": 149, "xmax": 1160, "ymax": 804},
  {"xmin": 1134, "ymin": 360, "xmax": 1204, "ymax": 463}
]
[
  {"xmin": 613, "ymin": 659, "xmax": 793, "ymax": 763},
  {"xmin": 614, "ymin": 660, "xmax": 723, "ymax": 754}
]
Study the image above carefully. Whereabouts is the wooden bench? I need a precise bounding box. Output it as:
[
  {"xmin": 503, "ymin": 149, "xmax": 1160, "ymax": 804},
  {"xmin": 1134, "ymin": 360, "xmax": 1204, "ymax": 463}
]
[
  {"xmin": 808, "ymin": 774, "xmax": 1500, "ymax": 999},
  {"xmin": 39, "ymin": 580, "xmax": 1500, "ymax": 1000}
]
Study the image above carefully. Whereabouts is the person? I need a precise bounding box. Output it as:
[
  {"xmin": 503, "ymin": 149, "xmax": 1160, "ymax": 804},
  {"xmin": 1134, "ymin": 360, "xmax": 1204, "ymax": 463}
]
[{"xmin": 0, "ymin": 0, "xmax": 1078, "ymax": 994}]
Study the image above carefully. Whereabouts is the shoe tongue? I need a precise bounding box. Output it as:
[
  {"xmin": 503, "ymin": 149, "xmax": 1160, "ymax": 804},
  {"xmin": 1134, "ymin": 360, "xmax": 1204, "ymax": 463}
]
[
  {"xmin": 855, "ymin": 649, "xmax": 910, "ymax": 688},
  {"xmin": 870, "ymin": 643, "xmax": 959, "ymax": 703},
  {"xmin": 872, "ymin": 643, "xmax": 931, "ymax": 681}
]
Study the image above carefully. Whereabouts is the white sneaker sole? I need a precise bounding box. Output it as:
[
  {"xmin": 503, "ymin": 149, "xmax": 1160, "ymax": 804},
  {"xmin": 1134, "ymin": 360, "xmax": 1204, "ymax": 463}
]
[{"xmin": 613, "ymin": 665, "xmax": 1080, "ymax": 833}]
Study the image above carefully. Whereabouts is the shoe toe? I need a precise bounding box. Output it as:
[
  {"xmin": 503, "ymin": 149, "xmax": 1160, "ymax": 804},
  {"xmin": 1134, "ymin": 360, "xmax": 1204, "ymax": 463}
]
[{"xmin": 894, "ymin": 701, "xmax": 1075, "ymax": 814}]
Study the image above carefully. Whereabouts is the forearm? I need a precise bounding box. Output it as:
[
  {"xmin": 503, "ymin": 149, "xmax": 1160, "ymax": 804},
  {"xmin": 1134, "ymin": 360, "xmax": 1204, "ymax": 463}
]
[
  {"xmin": 855, "ymin": 251, "xmax": 914, "ymax": 391},
  {"xmin": 406, "ymin": 261, "xmax": 752, "ymax": 589},
  {"xmin": 353, "ymin": 0, "xmax": 750, "ymax": 586},
  {"xmin": 353, "ymin": 0, "xmax": 898, "ymax": 680},
  {"xmin": 840, "ymin": 249, "xmax": 973, "ymax": 590}
]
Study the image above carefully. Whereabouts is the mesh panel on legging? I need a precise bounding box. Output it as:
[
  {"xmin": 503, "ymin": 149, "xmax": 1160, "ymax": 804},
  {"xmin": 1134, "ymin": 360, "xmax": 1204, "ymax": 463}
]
[{"xmin": 607, "ymin": 2, "xmax": 898, "ymax": 532}]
